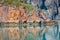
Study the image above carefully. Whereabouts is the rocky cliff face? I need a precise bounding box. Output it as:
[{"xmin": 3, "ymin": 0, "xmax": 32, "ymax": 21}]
[
  {"xmin": 0, "ymin": 6, "xmax": 35, "ymax": 22},
  {"xmin": 0, "ymin": 0, "xmax": 53, "ymax": 22},
  {"xmin": 0, "ymin": 5, "xmax": 50, "ymax": 22}
]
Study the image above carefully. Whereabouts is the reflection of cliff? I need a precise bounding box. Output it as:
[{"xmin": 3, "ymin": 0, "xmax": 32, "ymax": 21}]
[{"xmin": 0, "ymin": 27, "xmax": 40, "ymax": 40}]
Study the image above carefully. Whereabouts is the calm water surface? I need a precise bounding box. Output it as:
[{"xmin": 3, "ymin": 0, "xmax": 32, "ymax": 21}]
[{"xmin": 0, "ymin": 22, "xmax": 59, "ymax": 40}]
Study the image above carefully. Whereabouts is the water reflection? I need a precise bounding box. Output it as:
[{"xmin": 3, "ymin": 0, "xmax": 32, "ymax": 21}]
[{"xmin": 0, "ymin": 22, "xmax": 59, "ymax": 40}]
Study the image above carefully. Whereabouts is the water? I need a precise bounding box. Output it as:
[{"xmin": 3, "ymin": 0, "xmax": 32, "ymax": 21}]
[{"xmin": 0, "ymin": 22, "xmax": 59, "ymax": 40}]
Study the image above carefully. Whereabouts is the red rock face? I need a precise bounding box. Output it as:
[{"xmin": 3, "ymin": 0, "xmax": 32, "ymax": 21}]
[
  {"xmin": 0, "ymin": 6, "xmax": 50, "ymax": 22},
  {"xmin": 0, "ymin": 7, "xmax": 3, "ymax": 20},
  {"xmin": 6, "ymin": 6, "xmax": 42, "ymax": 22},
  {"xmin": 0, "ymin": 6, "xmax": 7, "ymax": 22}
]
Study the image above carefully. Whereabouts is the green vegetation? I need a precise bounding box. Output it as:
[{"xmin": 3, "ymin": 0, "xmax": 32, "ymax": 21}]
[
  {"xmin": 3, "ymin": 0, "xmax": 20, "ymax": 7},
  {"xmin": 0, "ymin": 0, "xmax": 41, "ymax": 12},
  {"xmin": 21, "ymin": 3, "xmax": 41, "ymax": 13},
  {"xmin": 4, "ymin": 0, "xmax": 13, "ymax": 4},
  {"xmin": 21, "ymin": 3, "xmax": 34, "ymax": 11}
]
